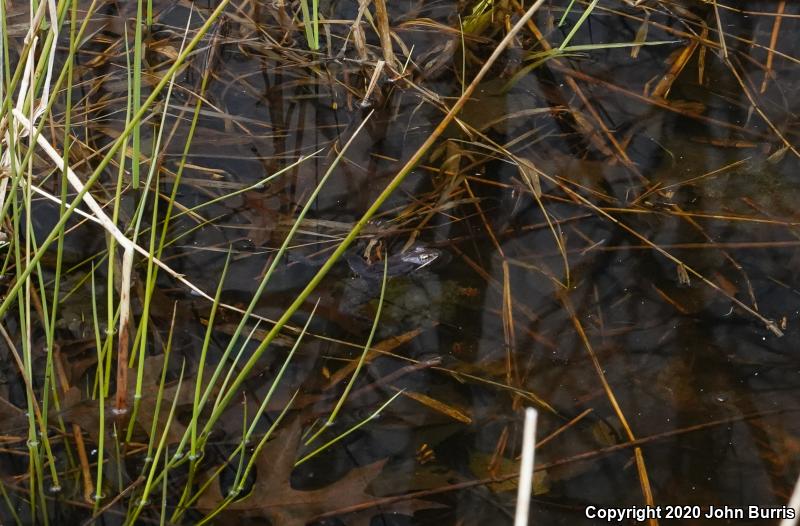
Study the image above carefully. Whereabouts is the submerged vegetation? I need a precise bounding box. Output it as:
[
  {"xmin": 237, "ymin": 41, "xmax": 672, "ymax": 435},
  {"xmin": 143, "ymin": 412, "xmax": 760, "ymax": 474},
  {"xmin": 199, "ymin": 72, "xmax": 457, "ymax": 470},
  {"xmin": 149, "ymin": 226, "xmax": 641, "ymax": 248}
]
[{"xmin": 0, "ymin": 0, "xmax": 799, "ymax": 524}]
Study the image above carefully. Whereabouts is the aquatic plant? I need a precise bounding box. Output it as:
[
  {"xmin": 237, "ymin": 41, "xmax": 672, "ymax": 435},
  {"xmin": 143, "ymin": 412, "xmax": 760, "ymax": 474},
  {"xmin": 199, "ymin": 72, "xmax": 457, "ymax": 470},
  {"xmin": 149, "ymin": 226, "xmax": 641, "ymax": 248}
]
[{"xmin": 0, "ymin": 0, "xmax": 798, "ymax": 524}]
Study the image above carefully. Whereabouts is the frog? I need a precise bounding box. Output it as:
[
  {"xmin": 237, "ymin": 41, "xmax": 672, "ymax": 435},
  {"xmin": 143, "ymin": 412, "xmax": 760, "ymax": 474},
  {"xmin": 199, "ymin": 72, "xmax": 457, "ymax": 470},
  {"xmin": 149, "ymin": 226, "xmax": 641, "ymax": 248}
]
[
  {"xmin": 338, "ymin": 241, "xmax": 463, "ymax": 340},
  {"xmin": 344, "ymin": 243, "xmax": 450, "ymax": 280}
]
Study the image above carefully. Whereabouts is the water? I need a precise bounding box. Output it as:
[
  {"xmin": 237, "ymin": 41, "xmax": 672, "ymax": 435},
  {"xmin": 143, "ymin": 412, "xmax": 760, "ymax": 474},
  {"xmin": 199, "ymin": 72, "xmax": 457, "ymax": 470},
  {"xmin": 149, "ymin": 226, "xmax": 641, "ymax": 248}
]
[{"xmin": 4, "ymin": 0, "xmax": 800, "ymax": 524}]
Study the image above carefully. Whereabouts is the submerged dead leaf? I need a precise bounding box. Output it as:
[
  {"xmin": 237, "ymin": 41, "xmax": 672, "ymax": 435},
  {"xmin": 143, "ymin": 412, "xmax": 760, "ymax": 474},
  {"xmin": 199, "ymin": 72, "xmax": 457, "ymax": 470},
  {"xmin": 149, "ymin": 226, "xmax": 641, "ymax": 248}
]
[
  {"xmin": 667, "ymin": 100, "xmax": 706, "ymax": 114},
  {"xmin": 54, "ymin": 355, "xmax": 200, "ymax": 444},
  {"xmin": 468, "ymin": 452, "xmax": 549, "ymax": 495},
  {"xmin": 196, "ymin": 416, "xmax": 439, "ymax": 525}
]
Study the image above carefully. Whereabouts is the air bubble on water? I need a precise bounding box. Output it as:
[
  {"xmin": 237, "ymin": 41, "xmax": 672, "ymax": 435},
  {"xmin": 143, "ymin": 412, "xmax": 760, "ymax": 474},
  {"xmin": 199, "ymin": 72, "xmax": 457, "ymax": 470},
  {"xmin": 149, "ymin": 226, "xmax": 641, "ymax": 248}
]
[
  {"xmin": 90, "ymin": 449, "xmax": 98, "ymax": 457},
  {"xmin": 110, "ymin": 407, "xmax": 129, "ymax": 416},
  {"xmin": 48, "ymin": 485, "xmax": 62, "ymax": 494}
]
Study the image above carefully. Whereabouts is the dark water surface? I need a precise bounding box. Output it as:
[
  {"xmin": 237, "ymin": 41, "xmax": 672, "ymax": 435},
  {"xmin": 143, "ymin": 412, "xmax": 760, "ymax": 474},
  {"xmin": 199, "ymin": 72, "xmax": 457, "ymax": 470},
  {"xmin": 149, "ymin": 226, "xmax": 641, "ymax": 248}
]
[{"xmin": 5, "ymin": 0, "xmax": 800, "ymax": 524}]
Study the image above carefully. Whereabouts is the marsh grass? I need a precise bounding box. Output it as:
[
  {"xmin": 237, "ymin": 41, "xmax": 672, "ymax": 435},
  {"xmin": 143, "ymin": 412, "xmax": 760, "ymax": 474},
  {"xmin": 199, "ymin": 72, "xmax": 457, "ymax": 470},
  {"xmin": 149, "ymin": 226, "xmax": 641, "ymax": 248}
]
[
  {"xmin": 1, "ymin": 0, "xmax": 406, "ymax": 520},
  {"xmin": 1, "ymin": 0, "xmax": 798, "ymax": 524},
  {"xmin": 0, "ymin": 0, "xmax": 676, "ymax": 522},
  {"xmin": 299, "ymin": 0, "xmax": 320, "ymax": 51}
]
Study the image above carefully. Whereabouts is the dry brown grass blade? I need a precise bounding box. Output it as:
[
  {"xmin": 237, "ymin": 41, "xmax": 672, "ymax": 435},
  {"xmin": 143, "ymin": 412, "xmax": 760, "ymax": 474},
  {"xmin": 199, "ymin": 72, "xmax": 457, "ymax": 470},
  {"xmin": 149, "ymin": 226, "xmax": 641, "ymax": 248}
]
[
  {"xmin": 53, "ymin": 348, "xmax": 94, "ymax": 503},
  {"xmin": 325, "ymin": 327, "xmax": 426, "ymax": 388},
  {"xmin": 535, "ymin": 408, "xmax": 593, "ymax": 450},
  {"xmin": 548, "ymin": 172, "xmax": 784, "ymax": 335},
  {"xmin": 510, "ymin": 1, "xmax": 612, "ymax": 158},
  {"xmin": 530, "ymin": 182, "xmax": 571, "ymax": 287},
  {"xmin": 597, "ymin": 2, "xmax": 800, "ymax": 67},
  {"xmin": 462, "ymin": 178, "xmax": 503, "ymax": 254},
  {"xmin": 501, "ymin": 260, "xmax": 517, "ymax": 389},
  {"xmin": 399, "ymin": 143, "xmax": 467, "ymax": 252},
  {"xmin": 651, "ymin": 284, "xmax": 691, "ymax": 315},
  {"xmin": 312, "ymin": 409, "xmax": 799, "ymax": 524},
  {"xmin": 372, "ymin": 0, "xmax": 397, "ymax": 68},
  {"xmin": 347, "ymin": 0, "xmax": 371, "ymax": 61},
  {"xmin": 501, "ymin": 158, "xmax": 785, "ymax": 334},
  {"xmin": 114, "ymin": 248, "xmax": 134, "ymax": 413},
  {"xmin": 633, "ymin": 157, "xmax": 750, "ymax": 205},
  {"xmin": 84, "ymin": 476, "xmax": 146, "ymax": 526},
  {"xmin": 559, "ymin": 293, "xmax": 658, "ymax": 525},
  {"xmin": 453, "ymin": 246, "xmax": 560, "ymax": 352},
  {"xmin": 711, "ymin": 0, "xmax": 729, "ymax": 60},
  {"xmin": 454, "ymin": 134, "xmax": 571, "ymax": 288},
  {"xmin": 603, "ymin": 206, "xmax": 800, "ymax": 227},
  {"xmin": 724, "ymin": 60, "xmax": 800, "ymax": 159},
  {"xmin": 671, "ymin": 204, "xmax": 759, "ymax": 309},
  {"xmin": 397, "ymin": 388, "xmax": 472, "ymax": 424},
  {"xmin": 566, "ymin": 240, "xmax": 800, "ymax": 252},
  {"xmin": 512, "ymin": 0, "xmax": 647, "ymax": 185},
  {"xmin": 650, "ymin": 39, "xmax": 698, "ymax": 99},
  {"xmin": 11, "ymin": 109, "xmax": 139, "ymax": 412},
  {"xmin": 216, "ymin": 313, "xmax": 548, "ymax": 405},
  {"xmin": 552, "ymin": 65, "xmax": 763, "ymax": 137},
  {"xmin": 630, "ymin": 11, "xmax": 650, "ymax": 59},
  {"xmin": 488, "ymin": 425, "xmax": 510, "ymax": 478},
  {"xmin": 759, "ymin": 0, "xmax": 786, "ymax": 93},
  {"xmin": 698, "ymin": 32, "xmax": 708, "ymax": 83},
  {"xmin": 361, "ymin": 59, "xmax": 385, "ymax": 106}
]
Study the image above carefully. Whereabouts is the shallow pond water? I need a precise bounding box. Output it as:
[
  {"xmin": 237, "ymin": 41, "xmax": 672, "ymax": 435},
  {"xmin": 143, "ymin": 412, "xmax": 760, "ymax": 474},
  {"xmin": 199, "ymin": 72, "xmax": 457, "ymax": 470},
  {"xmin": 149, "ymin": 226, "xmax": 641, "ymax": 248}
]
[{"xmin": 3, "ymin": 0, "xmax": 800, "ymax": 524}]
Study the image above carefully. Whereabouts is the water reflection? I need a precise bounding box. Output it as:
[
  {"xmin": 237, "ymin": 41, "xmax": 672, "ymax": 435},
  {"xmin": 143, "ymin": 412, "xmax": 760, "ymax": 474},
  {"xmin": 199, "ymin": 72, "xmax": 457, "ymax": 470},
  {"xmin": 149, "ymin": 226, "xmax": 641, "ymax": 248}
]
[{"xmin": 6, "ymin": 0, "xmax": 800, "ymax": 524}]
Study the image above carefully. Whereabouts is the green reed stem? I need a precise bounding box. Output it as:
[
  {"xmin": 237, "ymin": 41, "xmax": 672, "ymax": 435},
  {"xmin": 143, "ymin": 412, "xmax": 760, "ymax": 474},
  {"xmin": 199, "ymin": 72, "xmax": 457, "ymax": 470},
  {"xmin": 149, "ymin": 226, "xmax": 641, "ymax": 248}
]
[
  {"xmin": 0, "ymin": 0, "xmax": 231, "ymax": 343},
  {"xmin": 306, "ymin": 257, "xmax": 389, "ymax": 445},
  {"xmin": 194, "ymin": 0, "xmax": 547, "ymax": 448},
  {"xmin": 296, "ymin": 390, "xmax": 404, "ymax": 466}
]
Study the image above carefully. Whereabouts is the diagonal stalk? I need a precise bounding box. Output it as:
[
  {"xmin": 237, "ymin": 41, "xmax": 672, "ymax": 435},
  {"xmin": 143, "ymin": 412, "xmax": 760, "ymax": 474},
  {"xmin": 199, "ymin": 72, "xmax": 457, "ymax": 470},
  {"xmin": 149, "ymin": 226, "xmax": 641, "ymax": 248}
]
[{"xmin": 198, "ymin": 0, "xmax": 548, "ymax": 439}]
